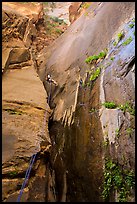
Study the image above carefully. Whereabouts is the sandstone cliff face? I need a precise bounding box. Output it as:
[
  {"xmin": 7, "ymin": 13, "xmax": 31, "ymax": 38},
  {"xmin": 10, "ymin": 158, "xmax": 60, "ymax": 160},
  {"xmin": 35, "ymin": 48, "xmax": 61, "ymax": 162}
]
[
  {"xmin": 2, "ymin": 2, "xmax": 42, "ymax": 72},
  {"xmin": 68, "ymin": 2, "xmax": 93, "ymax": 24},
  {"xmin": 36, "ymin": 2, "xmax": 135, "ymax": 202},
  {"xmin": 2, "ymin": 2, "xmax": 135, "ymax": 202},
  {"xmin": 2, "ymin": 2, "xmax": 52, "ymax": 202}
]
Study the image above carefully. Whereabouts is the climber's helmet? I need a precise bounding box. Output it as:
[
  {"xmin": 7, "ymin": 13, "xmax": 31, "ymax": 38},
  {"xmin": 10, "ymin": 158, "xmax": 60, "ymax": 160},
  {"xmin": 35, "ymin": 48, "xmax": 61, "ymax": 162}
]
[{"xmin": 47, "ymin": 74, "xmax": 51, "ymax": 79}]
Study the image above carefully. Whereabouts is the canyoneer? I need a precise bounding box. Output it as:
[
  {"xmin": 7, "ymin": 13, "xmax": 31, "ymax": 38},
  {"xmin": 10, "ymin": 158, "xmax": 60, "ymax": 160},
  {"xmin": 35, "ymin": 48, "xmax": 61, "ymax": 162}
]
[{"xmin": 46, "ymin": 74, "xmax": 58, "ymax": 86}]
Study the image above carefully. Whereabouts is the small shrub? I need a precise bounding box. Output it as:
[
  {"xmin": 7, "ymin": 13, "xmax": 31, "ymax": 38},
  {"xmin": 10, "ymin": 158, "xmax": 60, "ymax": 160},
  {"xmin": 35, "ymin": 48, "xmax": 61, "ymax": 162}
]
[
  {"xmin": 89, "ymin": 67, "xmax": 101, "ymax": 81},
  {"xmin": 117, "ymin": 32, "xmax": 124, "ymax": 42},
  {"xmin": 102, "ymin": 102, "xmax": 117, "ymax": 109},
  {"xmin": 115, "ymin": 128, "xmax": 120, "ymax": 137},
  {"xmin": 103, "ymin": 138, "xmax": 109, "ymax": 147},
  {"xmin": 126, "ymin": 128, "xmax": 133, "ymax": 136},
  {"xmin": 102, "ymin": 158, "xmax": 135, "ymax": 202},
  {"xmin": 4, "ymin": 108, "xmax": 23, "ymax": 115},
  {"xmin": 110, "ymin": 57, "xmax": 114, "ymax": 61},
  {"xmin": 86, "ymin": 82, "xmax": 90, "ymax": 87},
  {"xmin": 55, "ymin": 28, "xmax": 63, "ymax": 34},
  {"xmin": 8, "ymin": 171, "xmax": 18, "ymax": 178},
  {"xmin": 85, "ymin": 55, "xmax": 99, "ymax": 64},
  {"xmin": 129, "ymin": 23, "xmax": 134, "ymax": 28},
  {"xmin": 118, "ymin": 102, "xmax": 135, "ymax": 116},
  {"xmin": 98, "ymin": 51, "xmax": 107, "ymax": 59},
  {"xmin": 113, "ymin": 32, "xmax": 124, "ymax": 46},
  {"xmin": 85, "ymin": 50, "xmax": 107, "ymax": 64},
  {"xmin": 122, "ymin": 37, "xmax": 133, "ymax": 46},
  {"xmin": 113, "ymin": 41, "xmax": 117, "ymax": 46}
]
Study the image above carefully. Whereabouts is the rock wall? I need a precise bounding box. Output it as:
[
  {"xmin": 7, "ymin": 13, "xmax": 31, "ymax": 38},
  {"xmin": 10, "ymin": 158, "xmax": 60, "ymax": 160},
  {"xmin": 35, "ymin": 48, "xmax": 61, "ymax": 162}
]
[
  {"xmin": 2, "ymin": 2, "xmax": 135, "ymax": 202},
  {"xmin": 36, "ymin": 2, "xmax": 135, "ymax": 202},
  {"xmin": 2, "ymin": 2, "xmax": 52, "ymax": 202},
  {"xmin": 2, "ymin": 2, "xmax": 42, "ymax": 72}
]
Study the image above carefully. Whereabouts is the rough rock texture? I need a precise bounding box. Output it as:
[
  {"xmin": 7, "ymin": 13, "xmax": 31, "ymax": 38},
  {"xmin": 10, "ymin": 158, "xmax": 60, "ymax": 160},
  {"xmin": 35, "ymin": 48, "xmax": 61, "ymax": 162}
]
[
  {"xmin": 2, "ymin": 2, "xmax": 70, "ymax": 202},
  {"xmin": 35, "ymin": 2, "xmax": 135, "ymax": 202},
  {"xmin": 2, "ymin": 1, "xmax": 135, "ymax": 202},
  {"xmin": 69, "ymin": 2, "xmax": 83, "ymax": 24},
  {"xmin": 2, "ymin": 2, "xmax": 45, "ymax": 73},
  {"xmin": 2, "ymin": 66, "xmax": 51, "ymax": 201},
  {"xmin": 68, "ymin": 2, "xmax": 92, "ymax": 24},
  {"xmin": 2, "ymin": 2, "xmax": 52, "ymax": 202}
]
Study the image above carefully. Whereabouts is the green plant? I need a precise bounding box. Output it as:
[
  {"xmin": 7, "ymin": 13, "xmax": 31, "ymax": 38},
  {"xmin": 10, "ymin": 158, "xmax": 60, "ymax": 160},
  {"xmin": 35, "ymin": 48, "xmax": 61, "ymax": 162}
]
[
  {"xmin": 85, "ymin": 50, "xmax": 107, "ymax": 64},
  {"xmin": 103, "ymin": 138, "xmax": 109, "ymax": 147},
  {"xmin": 102, "ymin": 101, "xmax": 135, "ymax": 115},
  {"xmin": 118, "ymin": 102, "xmax": 135, "ymax": 116},
  {"xmin": 115, "ymin": 128, "xmax": 120, "ymax": 137},
  {"xmin": 117, "ymin": 32, "xmax": 124, "ymax": 42},
  {"xmin": 55, "ymin": 28, "xmax": 63, "ymax": 34},
  {"xmin": 81, "ymin": 2, "xmax": 91, "ymax": 9},
  {"xmin": 98, "ymin": 51, "xmax": 107, "ymax": 58},
  {"xmin": 4, "ymin": 108, "xmax": 23, "ymax": 115},
  {"xmin": 126, "ymin": 128, "xmax": 133, "ymax": 136},
  {"xmin": 110, "ymin": 57, "xmax": 115, "ymax": 61},
  {"xmin": 8, "ymin": 171, "xmax": 18, "ymax": 178},
  {"xmin": 89, "ymin": 108, "xmax": 97, "ymax": 113},
  {"xmin": 113, "ymin": 32, "xmax": 124, "ymax": 46},
  {"xmin": 132, "ymin": 18, "xmax": 135, "ymax": 23},
  {"xmin": 129, "ymin": 23, "xmax": 134, "ymax": 28},
  {"xmin": 113, "ymin": 41, "xmax": 117, "ymax": 46},
  {"xmin": 122, "ymin": 36, "xmax": 133, "ymax": 46},
  {"xmin": 81, "ymin": 81, "xmax": 85, "ymax": 87},
  {"xmin": 133, "ymin": 31, "xmax": 135, "ymax": 36},
  {"xmin": 102, "ymin": 158, "xmax": 135, "ymax": 202},
  {"xmin": 102, "ymin": 102, "xmax": 117, "ymax": 109},
  {"xmin": 89, "ymin": 67, "xmax": 101, "ymax": 81},
  {"xmin": 86, "ymin": 82, "xmax": 90, "ymax": 87},
  {"xmin": 85, "ymin": 55, "xmax": 98, "ymax": 64}
]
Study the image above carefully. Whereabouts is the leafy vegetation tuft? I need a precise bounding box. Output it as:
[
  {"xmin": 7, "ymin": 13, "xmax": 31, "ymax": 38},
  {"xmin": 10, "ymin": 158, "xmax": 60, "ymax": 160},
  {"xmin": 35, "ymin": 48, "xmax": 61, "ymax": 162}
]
[
  {"xmin": 110, "ymin": 57, "xmax": 115, "ymax": 61},
  {"xmin": 113, "ymin": 32, "xmax": 124, "ymax": 46},
  {"xmin": 122, "ymin": 37, "xmax": 133, "ymax": 46},
  {"xmin": 85, "ymin": 50, "xmax": 107, "ymax": 64},
  {"xmin": 118, "ymin": 102, "xmax": 135, "ymax": 116},
  {"xmin": 126, "ymin": 127, "xmax": 133, "ymax": 136},
  {"xmin": 102, "ymin": 102, "xmax": 117, "ymax": 109},
  {"xmin": 89, "ymin": 67, "xmax": 101, "ymax": 81},
  {"xmin": 117, "ymin": 32, "xmax": 124, "ymax": 42},
  {"xmin": 129, "ymin": 23, "xmax": 134, "ymax": 29},
  {"xmin": 102, "ymin": 158, "xmax": 135, "ymax": 202},
  {"xmin": 115, "ymin": 128, "xmax": 120, "ymax": 137},
  {"xmin": 113, "ymin": 41, "xmax": 117, "ymax": 46},
  {"xmin": 101, "ymin": 101, "xmax": 135, "ymax": 116},
  {"xmin": 4, "ymin": 108, "xmax": 23, "ymax": 115}
]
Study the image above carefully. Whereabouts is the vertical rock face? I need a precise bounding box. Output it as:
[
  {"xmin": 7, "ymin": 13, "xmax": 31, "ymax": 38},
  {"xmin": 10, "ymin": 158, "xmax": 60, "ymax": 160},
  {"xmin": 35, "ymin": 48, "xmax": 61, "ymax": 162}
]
[
  {"xmin": 36, "ymin": 2, "xmax": 135, "ymax": 202},
  {"xmin": 2, "ymin": 2, "xmax": 135, "ymax": 202},
  {"xmin": 2, "ymin": 2, "xmax": 46, "ymax": 72},
  {"xmin": 2, "ymin": 2, "xmax": 52, "ymax": 202}
]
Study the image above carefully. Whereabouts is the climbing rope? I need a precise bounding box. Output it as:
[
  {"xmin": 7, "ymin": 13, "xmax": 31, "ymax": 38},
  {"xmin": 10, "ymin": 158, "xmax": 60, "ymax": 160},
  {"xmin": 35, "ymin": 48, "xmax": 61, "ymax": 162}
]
[{"xmin": 17, "ymin": 82, "xmax": 52, "ymax": 202}]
